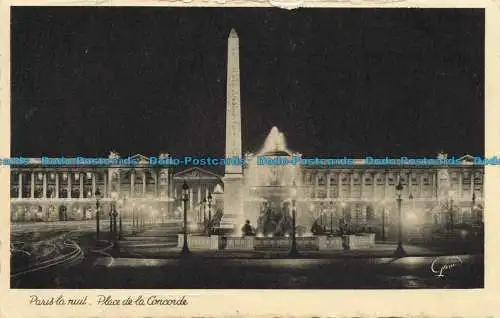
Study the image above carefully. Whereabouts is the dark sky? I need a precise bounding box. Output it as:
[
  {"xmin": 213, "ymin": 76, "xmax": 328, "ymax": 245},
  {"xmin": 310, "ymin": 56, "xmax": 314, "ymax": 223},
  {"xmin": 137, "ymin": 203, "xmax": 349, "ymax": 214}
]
[{"xmin": 11, "ymin": 7, "xmax": 484, "ymax": 159}]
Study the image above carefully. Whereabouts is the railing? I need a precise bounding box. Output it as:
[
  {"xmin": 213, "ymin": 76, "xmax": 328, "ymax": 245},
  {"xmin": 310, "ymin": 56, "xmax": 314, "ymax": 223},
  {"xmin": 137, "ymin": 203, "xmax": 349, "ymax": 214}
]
[
  {"xmin": 254, "ymin": 237, "xmax": 318, "ymax": 250},
  {"xmin": 225, "ymin": 237, "xmax": 254, "ymax": 250}
]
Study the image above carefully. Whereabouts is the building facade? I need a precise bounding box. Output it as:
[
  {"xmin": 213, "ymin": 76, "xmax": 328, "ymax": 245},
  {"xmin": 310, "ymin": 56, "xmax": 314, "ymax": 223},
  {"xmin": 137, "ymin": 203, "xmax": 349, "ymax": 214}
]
[
  {"xmin": 10, "ymin": 152, "xmax": 484, "ymax": 236},
  {"xmin": 9, "ymin": 154, "xmax": 226, "ymax": 223}
]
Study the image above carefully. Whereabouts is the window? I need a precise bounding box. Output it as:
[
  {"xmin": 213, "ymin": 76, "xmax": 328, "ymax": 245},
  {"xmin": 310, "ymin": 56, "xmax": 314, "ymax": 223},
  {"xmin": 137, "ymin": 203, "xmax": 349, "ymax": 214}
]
[
  {"xmin": 330, "ymin": 188, "xmax": 338, "ymax": 198},
  {"xmin": 159, "ymin": 172, "xmax": 168, "ymax": 185},
  {"xmin": 304, "ymin": 174, "xmax": 313, "ymax": 185},
  {"xmin": 318, "ymin": 176, "xmax": 325, "ymax": 186},
  {"xmin": 353, "ymin": 175, "xmax": 360, "ymax": 184}
]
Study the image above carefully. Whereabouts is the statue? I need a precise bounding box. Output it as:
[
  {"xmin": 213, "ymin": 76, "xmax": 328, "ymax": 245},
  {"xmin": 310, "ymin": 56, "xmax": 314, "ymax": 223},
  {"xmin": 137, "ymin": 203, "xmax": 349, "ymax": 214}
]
[{"xmin": 256, "ymin": 202, "xmax": 292, "ymax": 236}]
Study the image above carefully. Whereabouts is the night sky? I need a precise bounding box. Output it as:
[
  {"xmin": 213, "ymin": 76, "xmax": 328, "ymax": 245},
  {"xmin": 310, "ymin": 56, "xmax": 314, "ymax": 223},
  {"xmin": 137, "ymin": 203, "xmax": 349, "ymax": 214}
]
[{"xmin": 11, "ymin": 8, "xmax": 484, "ymax": 159}]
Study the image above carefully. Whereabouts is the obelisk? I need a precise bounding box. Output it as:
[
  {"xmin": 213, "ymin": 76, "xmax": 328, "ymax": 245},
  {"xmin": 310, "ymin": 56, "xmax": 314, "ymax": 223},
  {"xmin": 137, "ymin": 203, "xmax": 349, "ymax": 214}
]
[{"xmin": 220, "ymin": 29, "xmax": 245, "ymax": 233}]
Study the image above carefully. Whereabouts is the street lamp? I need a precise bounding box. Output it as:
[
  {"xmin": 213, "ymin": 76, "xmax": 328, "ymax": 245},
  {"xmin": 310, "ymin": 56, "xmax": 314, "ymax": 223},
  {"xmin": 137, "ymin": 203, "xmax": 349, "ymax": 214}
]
[
  {"xmin": 340, "ymin": 202, "xmax": 347, "ymax": 234},
  {"xmin": 329, "ymin": 201, "xmax": 334, "ymax": 234},
  {"xmin": 380, "ymin": 200, "xmax": 386, "ymax": 241},
  {"xmin": 472, "ymin": 192, "xmax": 476, "ymax": 224},
  {"xmin": 448, "ymin": 190, "xmax": 454, "ymax": 232},
  {"xmin": 181, "ymin": 180, "xmax": 191, "ymax": 255},
  {"xmin": 140, "ymin": 204, "xmax": 145, "ymax": 230},
  {"xmin": 131, "ymin": 203, "xmax": 137, "ymax": 234},
  {"xmin": 394, "ymin": 180, "xmax": 406, "ymax": 257},
  {"xmin": 320, "ymin": 202, "xmax": 326, "ymax": 233},
  {"xmin": 110, "ymin": 191, "xmax": 118, "ymax": 235},
  {"xmin": 118, "ymin": 198, "xmax": 124, "ymax": 240},
  {"xmin": 95, "ymin": 188, "xmax": 101, "ymax": 241},
  {"xmin": 289, "ymin": 180, "xmax": 299, "ymax": 257},
  {"xmin": 113, "ymin": 205, "xmax": 118, "ymax": 238}
]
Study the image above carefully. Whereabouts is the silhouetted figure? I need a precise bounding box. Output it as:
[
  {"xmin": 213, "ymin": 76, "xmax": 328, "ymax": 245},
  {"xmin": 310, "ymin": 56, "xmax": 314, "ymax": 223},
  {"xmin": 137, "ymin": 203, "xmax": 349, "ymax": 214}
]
[
  {"xmin": 241, "ymin": 220, "xmax": 254, "ymax": 237},
  {"xmin": 311, "ymin": 221, "xmax": 324, "ymax": 235}
]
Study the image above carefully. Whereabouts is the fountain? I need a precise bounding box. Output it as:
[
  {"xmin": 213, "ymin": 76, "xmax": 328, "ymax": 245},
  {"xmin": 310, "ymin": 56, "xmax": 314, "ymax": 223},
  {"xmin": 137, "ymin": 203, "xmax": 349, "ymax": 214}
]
[{"xmin": 243, "ymin": 126, "xmax": 304, "ymax": 236}]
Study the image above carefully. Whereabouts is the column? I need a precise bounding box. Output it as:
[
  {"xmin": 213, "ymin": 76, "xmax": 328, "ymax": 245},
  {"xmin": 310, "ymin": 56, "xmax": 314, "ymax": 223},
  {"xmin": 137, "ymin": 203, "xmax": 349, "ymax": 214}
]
[
  {"xmin": 418, "ymin": 172, "xmax": 423, "ymax": 198},
  {"xmin": 469, "ymin": 170, "xmax": 474, "ymax": 197},
  {"xmin": 79, "ymin": 173, "xmax": 83, "ymax": 199},
  {"xmin": 43, "ymin": 173, "xmax": 47, "ymax": 198},
  {"xmin": 314, "ymin": 173, "xmax": 319, "ymax": 199},
  {"xmin": 197, "ymin": 186, "xmax": 201, "ymax": 205},
  {"xmin": 92, "ymin": 173, "xmax": 96, "ymax": 197},
  {"xmin": 372, "ymin": 172, "xmax": 376, "ymax": 199},
  {"xmin": 431, "ymin": 171, "xmax": 436, "ymax": 199},
  {"xmin": 350, "ymin": 172, "xmax": 354, "ymax": 199},
  {"xmin": 359, "ymin": 172, "xmax": 364, "ymax": 199},
  {"xmin": 154, "ymin": 172, "xmax": 159, "ymax": 197},
  {"xmin": 383, "ymin": 171, "xmax": 388, "ymax": 199},
  {"xmin": 337, "ymin": 173, "xmax": 342, "ymax": 199},
  {"xmin": 18, "ymin": 172, "xmax": 22, "ymax": 198},
  {"xmin": 103, "ymin": 172, "xmax": 108, "ymax": 197},
  {"xmin": 130, "ymin": 170, "xmax": 135, "ymax": 197},
  {"xmin": 458, "ymin": 171, "xmax": 463, "ymax": 200},
  {"xmin": 30, "ymin": 173, "xmax": 35, "ymax": 198},
  {"xmin": 326, "ymin": 173, "xmax": 331, "ymax": 198},
  {"xmin": 189, "ymin": 188, "xmax": 193, "ymax": 214},
  {"xmin": 55, "ymin": 173, "xmax": 59, "ymax": 198},
  {"xmin": 408, "ymin": 171, "xmax": 412, "ymax": 192},
  {"xmin": 142, "ymin": 172, "xmax": 147, "ymax": 195},
  {"xmin": 68, "ymin": 173, "xmax": 72, "ymax": 198}
]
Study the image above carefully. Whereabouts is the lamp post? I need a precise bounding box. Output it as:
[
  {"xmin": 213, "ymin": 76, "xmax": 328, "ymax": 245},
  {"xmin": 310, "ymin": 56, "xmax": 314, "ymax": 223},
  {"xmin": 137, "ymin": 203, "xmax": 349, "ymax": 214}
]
[
  {"xmin": 394, "ymin": 180, "xmax": 406, "ymax": 257},
  {"xmin": 448, "ymin": 190, "xmax": 454, "ymax": 232},
  {"xmin": 181, "ymin": 180, "xmax": 191, "ymax": 255},
  {"xmin": 95, "ymin": 188, "xmax": 101, "ymax": 241},
  {"xmin": 140, "ymin": 204, "xmax": 145, "ymax": 231},
  {"xmin": 409, "ymin": 192, "xmax": 414, "ymax": 233},
  {"xmin": 339, "ymin": 202, "xmax": 346, "ymax": 234},
  {"xmin": 329, "ymin": 201, "xmax": 334, "ymax": 234},
  {"xmin": 110, "ymin": 191, "xmax": 118, "ymax": 236},
  {"xmin": 118, "ymin": 198, "xmax": 124, "ymax": 240},
  {"xmin": 289, "ymin": 181, "xmax": 299, "ymax": 257},
  {"xmin": 132, "ymin": 205, "xmax": 136, "ymax": 233},
  {"xmin": 113, "ymin": 206, "xmax": 118, "ymax": 238},
  {"xmin": 380, "ymin": 200, "xmax": 386, "ymax": 242},
  {"xmin": 471, "ymin": 192, "xmax": 476, "ymax": 224},
  {"xmin": 109, "ymin": 209, "xmax": 113, "ymax": 234},
  {"xmin": 207, "ymin": 193, "xmax": 213, "ymax": 234}
]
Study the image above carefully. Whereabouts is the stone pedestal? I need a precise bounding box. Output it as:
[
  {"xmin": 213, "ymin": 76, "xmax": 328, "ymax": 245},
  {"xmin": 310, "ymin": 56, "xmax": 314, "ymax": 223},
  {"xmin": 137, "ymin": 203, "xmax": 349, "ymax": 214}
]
[
  {"xmin": 344, "ymin": 233, "xmax": 375, "ymax": 249},
  {"xmin": 317, "ymin": 236, "xmax": 343, "ymax": 250},
  {"xmin": 220, "ymin": 175, "xmax": 244, "ymax": 234}
]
